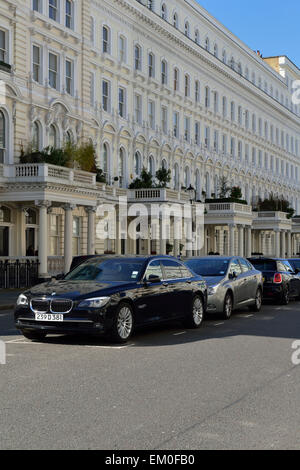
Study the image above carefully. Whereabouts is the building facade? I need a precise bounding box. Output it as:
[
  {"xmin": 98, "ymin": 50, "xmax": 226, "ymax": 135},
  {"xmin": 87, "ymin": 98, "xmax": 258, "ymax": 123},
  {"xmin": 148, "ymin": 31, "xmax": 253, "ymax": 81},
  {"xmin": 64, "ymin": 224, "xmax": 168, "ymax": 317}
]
[{"xmin": 1, "ymin": 0, "xmax": 300, "ymax": 280}]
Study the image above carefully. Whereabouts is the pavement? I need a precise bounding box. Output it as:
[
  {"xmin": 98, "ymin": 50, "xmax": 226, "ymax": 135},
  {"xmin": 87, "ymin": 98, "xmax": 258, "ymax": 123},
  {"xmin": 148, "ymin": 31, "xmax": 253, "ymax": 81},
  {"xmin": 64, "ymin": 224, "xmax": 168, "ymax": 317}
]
[
  {"xmin": 0, "ymin": 290, "xmax": 23, "ymax": 311},
  {"xmin": 0, "ymin": 301, "xmax": 300, "ymax": 450}
]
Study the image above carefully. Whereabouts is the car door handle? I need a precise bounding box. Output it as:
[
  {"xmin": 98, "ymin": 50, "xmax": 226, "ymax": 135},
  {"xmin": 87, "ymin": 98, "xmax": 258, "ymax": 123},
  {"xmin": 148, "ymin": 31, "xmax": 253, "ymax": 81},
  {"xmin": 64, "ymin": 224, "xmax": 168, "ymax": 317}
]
[
  {"xmin": 186, "ymin": 280, "xmax": 192, "ymax": 284},
  {"xmin": 162, "ymin": 282, "xmax": 169, "ymax": 287}
]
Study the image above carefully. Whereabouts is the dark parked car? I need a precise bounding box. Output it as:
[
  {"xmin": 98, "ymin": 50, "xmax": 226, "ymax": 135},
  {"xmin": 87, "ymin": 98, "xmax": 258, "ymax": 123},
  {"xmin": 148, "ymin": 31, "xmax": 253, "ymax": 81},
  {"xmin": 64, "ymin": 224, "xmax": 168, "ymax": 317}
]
[
  {"xmin": 248, "ymin": 257, "xmax": 300, "ymax": 305},
  {"xmin": 15, "ymin": 256, "xmax": 207, "ymax": 343},
  {"xmin": 184, "ymin": 257, "xmax": 263, "ymax": 319},
  {"xmin": 70, "ymin": 255, "xmax": 99, "ymax": 272}
]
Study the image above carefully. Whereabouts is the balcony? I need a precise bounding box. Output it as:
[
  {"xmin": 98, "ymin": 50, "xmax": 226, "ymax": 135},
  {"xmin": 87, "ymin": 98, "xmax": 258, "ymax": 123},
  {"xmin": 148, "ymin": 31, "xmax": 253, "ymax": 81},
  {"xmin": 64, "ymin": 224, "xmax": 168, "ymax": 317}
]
[
  {"xmin": 253, "ymin": 211, "xmax": 292, "ymax": 231},
  {"xmin": 0, "ymin": 163, "xmax": 97, "ymax": 187},
  {"xmin": 128, "ymin": 188, "xmax": 190, "ymax": 204},
  {"xmin": 205, "ymin": 202, "xmax": 253, "ymax": 225}
]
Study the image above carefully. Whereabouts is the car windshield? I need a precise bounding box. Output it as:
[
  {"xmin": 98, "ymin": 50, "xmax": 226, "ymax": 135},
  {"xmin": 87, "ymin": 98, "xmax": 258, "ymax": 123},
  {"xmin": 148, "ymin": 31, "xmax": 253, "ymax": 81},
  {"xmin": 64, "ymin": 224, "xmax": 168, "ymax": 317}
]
[
  {"xmin": 186, "ymin": 259, "xmax": 229, "ymax": 277},
  {"xmin": 289, "ymin": 259, "xmax": 300, "ymax": 269},
  {"xmin": 250, "ymin": 260, "xmax": 277, "ymax": 271},
  {"xmin": 65, "ymin": 259, "xmax": 145, "ymax": 282}
]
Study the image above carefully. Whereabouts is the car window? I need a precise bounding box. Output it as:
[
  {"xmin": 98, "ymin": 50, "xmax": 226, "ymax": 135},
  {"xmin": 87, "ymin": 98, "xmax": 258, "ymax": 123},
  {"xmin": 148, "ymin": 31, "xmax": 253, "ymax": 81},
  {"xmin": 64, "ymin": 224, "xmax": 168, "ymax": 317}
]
[
  {"xmin": 180, "ymin": 265, "xmax": 193, "ymax": 279},
  {"xmin": 161, "ymin": 259, "xmax": 183, "ymax": 279},
  {"xmin": 277, "ymin": 261, "xmax": 287, "ymax": 272},
  {"xmin": 144, "ymin": 260, "xmax": 163, "ymax": 281},
  {"xmin": 288, "ymin": 259, "xmax": 300, "ymax": 270},
  {"xmin": 282, "ymin": 261, "xmax": 294, "ymax": 273},
  {"xmin": 250, "ymin": 260, "xmax": 277, "ymax": 271},
  {"xmin": 65, "ymin": 259, "xmax": 145, "ymax": 282},
  {"xmin": 239, "ymin": 258, "xmax": 250, "ymax": 273},
  {"xmin": 186, "ymin": 259, "xmax": 229, "ymax": 276},
  {"xmin": 229, "ymin": 259, "xmax": 242, "ymax": 276}
]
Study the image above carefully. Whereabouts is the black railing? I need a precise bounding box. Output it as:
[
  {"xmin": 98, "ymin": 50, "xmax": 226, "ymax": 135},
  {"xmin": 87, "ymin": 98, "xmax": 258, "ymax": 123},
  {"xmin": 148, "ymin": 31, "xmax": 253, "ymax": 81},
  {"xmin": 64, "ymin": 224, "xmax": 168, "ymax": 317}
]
[{"xmin": 0, "ymin": 260, "xmax": 39, "ymax": 289}]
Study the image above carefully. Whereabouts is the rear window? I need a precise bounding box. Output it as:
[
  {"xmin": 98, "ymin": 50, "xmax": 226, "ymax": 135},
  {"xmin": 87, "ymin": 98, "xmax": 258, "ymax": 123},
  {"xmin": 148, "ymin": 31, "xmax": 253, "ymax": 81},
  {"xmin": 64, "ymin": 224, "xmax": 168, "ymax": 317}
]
[{"xmin": 250, "ymin": 260, "xmax": 277, "ymax": 272}]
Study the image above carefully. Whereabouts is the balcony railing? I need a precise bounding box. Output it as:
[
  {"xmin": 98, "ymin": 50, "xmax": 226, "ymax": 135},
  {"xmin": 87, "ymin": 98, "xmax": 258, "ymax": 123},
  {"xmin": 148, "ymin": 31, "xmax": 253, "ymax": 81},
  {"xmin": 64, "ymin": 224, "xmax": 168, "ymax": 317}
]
[
  {"xmin": 206, "ymin": 202, "xmax": 252, "ymax": 215},
  {"xmin": 2, "ymin": 163, "xmax": 97, "ymax": 187},
  {"xmin": 129, "ymin": 188, "xmax": 190, "ymax": 203},
  {"xmin": 256, "ymin": 211, "xmax": 288, "ymax": 220}
]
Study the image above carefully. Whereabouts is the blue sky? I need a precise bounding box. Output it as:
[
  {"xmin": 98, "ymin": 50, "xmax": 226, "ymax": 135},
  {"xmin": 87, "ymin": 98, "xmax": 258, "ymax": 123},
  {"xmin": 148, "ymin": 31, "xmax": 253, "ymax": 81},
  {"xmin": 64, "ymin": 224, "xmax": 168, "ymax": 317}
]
[{"xmin": 197, "ymin": 0, "xmax": 300, "ymax": 67}]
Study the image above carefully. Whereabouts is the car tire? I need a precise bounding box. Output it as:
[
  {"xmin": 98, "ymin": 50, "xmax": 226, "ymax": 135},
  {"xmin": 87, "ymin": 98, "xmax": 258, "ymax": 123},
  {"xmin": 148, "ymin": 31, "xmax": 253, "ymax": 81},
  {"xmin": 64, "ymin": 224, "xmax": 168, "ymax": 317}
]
[
  {"xmin": 111, "ymin": 302, "xmax": 134, "ymax": 343},
  {"xmin": 184, "ymin": 295, "xmax": 204, "ymax": 329},
  {"xmin": 281, "ymin": 286, "xmax": 290, "ymax": 305},
  {"xmin": 21, "ymin": 330, "xmax": 47, "ymax": 341},
  {"xmin": 249, "ymin": 288, "xmax": 262, "ymax": 312},
  {"xmin": 222, "ymin": 292, "xmax": 233, "ymax": 320}
]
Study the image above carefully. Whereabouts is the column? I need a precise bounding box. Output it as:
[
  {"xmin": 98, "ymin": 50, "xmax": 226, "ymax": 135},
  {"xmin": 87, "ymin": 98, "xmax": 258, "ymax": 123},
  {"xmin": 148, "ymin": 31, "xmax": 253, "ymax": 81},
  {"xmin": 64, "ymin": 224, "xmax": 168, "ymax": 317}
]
[
  {"xmin": 246, "ymin": 226, "xmax": 252, "ymax": 258},
  {"xmin": 260, "ymin": 231, "xmax": 265, "ymax": 255},
  {"xmin": 287, "ymin": 231, "xmax": 292, "ymax": 258},
  {"xmin": 274, "ymin": 230, "xmax": 280, "ymax": 258},
  {"xmin": 159, "ymin": 216, "xmax": 167, "ymax": 255},
  {"xmin": 229, "ymin": 224, "xmax": 235, "ymax": 256},
  {"xmin": 36, "ymin": 200, "xmax": 51, "ymax": 280},
  {"xmin": 280, "ymin": 230, "xmax": 286, "ymax": 258},
  {"xmin": 86, "ymin": 207, "xmax": 96, "ymax": 255},
  {"xmin": 64, "ymin": 204, "xmax": 75, "ymax": 273},
  {"xmin": 238, "ymin": 225, "xmax": 244, "ymax": 257}
]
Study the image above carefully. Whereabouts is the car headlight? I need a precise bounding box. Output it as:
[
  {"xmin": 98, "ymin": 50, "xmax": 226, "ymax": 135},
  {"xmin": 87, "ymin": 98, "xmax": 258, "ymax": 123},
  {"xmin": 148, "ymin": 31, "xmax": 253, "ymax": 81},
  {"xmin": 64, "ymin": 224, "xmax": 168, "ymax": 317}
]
[
  {"xmin": 208, "ymin": 285, "xmax": 219, "ymax": 296},
  {"xmin": 16, "ymin": 294, "xmax": 29, "ymax": 306},
  {"xmin": 78, "ymin": 297, "xmax": 110, "ymax": 309}
]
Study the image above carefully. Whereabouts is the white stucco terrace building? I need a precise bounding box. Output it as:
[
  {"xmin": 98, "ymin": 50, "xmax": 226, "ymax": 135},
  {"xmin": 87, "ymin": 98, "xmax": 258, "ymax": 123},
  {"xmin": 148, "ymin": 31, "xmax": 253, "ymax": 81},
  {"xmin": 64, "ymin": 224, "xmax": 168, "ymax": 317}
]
[{"xmin": 1, "ymin": 0, "xmax": 300, "ymax": 281}]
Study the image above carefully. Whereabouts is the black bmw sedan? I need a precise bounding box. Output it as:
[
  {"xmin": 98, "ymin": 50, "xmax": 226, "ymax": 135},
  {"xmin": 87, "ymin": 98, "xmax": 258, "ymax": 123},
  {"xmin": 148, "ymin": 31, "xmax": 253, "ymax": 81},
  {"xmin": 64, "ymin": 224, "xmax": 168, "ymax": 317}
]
[{"xmin": 15, "ymin": 256, "xmax": 207, "ymax": 343}]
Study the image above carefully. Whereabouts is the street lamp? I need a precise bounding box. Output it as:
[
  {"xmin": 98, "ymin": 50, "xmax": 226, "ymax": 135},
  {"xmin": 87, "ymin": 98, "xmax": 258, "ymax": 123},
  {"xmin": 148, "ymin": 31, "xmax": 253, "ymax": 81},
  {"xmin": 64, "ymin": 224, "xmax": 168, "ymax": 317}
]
[{"xmin": 187, "ymin": 184, "xmax": 196, "ymax": 204}]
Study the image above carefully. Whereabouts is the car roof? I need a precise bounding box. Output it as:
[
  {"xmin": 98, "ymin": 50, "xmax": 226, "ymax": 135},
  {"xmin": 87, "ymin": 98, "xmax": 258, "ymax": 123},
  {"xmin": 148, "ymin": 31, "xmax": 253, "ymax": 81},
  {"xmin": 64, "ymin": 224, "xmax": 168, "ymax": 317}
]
[
  {"xmin": 185, "ymin": 256, "xmax": 236, "ymax": 260},
  {"xmin": 75, "ymin": 254, "xmax": 177, "ymax": 262}
]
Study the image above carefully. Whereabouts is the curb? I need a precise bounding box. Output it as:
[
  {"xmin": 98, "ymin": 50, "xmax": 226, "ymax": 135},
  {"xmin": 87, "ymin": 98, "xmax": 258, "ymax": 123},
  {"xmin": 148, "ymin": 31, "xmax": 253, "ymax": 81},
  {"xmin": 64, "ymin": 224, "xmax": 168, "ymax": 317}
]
[{"xmin": 0, "ymin": 304, "xmax": 14, "ymax": 312}]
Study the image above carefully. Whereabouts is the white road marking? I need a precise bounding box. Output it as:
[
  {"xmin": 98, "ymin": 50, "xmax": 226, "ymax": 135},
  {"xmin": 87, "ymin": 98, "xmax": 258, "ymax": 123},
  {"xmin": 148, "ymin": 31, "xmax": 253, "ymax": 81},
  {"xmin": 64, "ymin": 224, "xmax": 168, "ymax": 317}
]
[
  {"xmin": 173, "ymin": 332, "xmax": 186, "ymax": 336},
  {"xmin": 5, "ymin": 338, "xmax": 25, "ymax": 344},
  {"xmin": 214, "ymin": 322, "xmax": 225, "ymax": 326},
  {"xmin": 5, "ymin": 339, "xmax": 134, "ymax": 349}
]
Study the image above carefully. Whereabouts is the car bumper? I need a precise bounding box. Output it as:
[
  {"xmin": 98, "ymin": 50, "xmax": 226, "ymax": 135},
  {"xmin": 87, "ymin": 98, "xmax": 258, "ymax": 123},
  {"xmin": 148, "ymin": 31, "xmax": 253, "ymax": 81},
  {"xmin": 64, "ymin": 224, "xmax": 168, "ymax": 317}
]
[
  {"xmin": 206, "ymin": 293, "xmax": 224, "ymax": 314},
  {"xmin": 14, "ymin": 307, "xmax": 113, "ymax": 336},
  {"xmin": 262, "ymin": 284, "xmax": 283, "ymax": 299}
]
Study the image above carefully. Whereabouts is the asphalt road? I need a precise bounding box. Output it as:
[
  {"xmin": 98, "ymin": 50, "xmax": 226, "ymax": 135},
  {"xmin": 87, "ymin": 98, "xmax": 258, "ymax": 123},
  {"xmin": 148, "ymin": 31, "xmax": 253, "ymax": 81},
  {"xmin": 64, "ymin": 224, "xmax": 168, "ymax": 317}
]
[{"xmin": 0, "ymin": 302, "xmax": 299, "ymax": 450}]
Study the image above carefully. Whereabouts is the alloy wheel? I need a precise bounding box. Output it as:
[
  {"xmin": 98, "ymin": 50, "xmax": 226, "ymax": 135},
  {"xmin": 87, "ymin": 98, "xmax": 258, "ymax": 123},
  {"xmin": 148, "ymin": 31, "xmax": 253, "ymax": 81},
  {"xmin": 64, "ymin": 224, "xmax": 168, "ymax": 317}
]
[
  {"xmin": 193, "ymin": 297, "xmax": 204, "ymax": 326},
  {"xmin": 117, "ymin": 306, "xmax": 133, "ymax": 340}
]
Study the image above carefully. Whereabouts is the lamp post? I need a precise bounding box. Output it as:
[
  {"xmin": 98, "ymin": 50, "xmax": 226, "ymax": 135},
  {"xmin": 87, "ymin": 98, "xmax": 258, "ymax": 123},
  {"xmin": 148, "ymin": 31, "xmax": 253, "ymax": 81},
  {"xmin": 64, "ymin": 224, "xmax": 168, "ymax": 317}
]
[{"xmin": 186, "ymin": 185, "xmax": 196, "ymax": 256}]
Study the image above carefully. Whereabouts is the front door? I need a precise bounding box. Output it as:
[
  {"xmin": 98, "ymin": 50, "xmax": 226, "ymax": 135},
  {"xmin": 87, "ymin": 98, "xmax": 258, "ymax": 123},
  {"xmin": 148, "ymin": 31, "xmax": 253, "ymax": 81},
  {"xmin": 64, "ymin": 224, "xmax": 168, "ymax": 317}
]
[{"xmin": 0, "ymin": 226, "xmax": 9, "ymax": 256}]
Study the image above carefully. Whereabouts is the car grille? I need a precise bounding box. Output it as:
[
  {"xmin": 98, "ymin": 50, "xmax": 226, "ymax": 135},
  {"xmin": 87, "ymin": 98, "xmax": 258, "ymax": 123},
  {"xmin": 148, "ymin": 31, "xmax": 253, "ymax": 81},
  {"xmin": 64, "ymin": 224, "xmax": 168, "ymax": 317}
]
[
  {"xmin": 31, "ymin": 299, "xmax": 49, "ymax": 313},
  {"xmin": 50, "ymin": 299, "xmax": 73, "ymax": 314},
  {"xmin": 30, "ymin": 298, "xmax": 73, "ymax": 314}
]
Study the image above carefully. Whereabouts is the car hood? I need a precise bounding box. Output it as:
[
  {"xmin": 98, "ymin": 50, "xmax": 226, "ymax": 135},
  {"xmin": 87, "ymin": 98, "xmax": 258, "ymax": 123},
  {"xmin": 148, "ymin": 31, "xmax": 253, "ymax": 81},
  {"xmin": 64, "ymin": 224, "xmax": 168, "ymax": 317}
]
[
  {"xmin": 203, "ymin": 276, "xmax": 225, "ymax": 286},
  {"xmin": 26, "ymin": 280, "xmax": 134, "ymax": 299}
]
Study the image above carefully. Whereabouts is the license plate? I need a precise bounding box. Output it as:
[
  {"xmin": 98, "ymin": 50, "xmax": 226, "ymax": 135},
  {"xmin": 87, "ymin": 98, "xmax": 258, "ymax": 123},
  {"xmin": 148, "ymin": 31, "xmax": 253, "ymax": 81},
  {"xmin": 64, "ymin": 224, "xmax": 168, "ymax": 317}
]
[{"xmin": 35, "ymin": 313, "xmax": 64, "ymax": 322}]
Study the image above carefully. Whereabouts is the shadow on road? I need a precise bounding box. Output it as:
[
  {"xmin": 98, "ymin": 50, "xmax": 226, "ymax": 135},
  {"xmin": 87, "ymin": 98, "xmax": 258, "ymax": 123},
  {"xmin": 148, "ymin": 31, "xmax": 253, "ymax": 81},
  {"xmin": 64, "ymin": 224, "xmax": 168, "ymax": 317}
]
[{"xmin": 1, "ymin": 301, "xmax": 299, "ymax": 347}]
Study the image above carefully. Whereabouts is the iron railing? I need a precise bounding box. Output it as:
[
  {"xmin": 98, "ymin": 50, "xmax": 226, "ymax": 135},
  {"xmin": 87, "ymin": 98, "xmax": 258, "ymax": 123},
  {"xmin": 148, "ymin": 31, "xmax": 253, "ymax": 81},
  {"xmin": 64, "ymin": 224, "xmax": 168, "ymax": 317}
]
[{"xmin": 0, "ymin": 260, "xmax": 39, "ymax": 289}]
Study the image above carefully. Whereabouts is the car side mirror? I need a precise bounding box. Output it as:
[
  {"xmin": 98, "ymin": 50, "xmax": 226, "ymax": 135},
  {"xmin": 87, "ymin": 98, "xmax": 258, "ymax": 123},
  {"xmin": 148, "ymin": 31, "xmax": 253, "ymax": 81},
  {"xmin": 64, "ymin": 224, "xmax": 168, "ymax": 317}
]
[
  {"xmin": 229, "ymin": 272, "xmax": 237, "ymax": 280},
  {"xmin": 295, "ymin": 268, "xmax": 300, "ymax": 274},
  {"xmin": 52, "ymin": 273, "xmax": 65, "ymax": 281},
  {"xmin": 146, "ymin": 275, "xmax": 161, "ymax": 284}
]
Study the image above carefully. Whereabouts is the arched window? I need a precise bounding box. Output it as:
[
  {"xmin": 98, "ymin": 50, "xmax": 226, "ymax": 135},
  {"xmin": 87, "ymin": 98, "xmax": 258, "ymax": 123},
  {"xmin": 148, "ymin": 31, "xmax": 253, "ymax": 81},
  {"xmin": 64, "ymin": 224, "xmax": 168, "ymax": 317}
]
[
  {"xmin": 162, "ymin": 158, "xmax": 167, "ymax": 170},
  {"xmin": 195, "ymin": 170, "xmax": 201, "ymax": 200},
  {"xmin": 65, "ymin": 129, "xmax": 73, "ymax": 144},
  {"xmin": 148, "ymin": 52, "xmax": 155, "ymax": 78},
  {"xmin": 33, "ymin": 121, "xmax": 41, "ymax": 151},
  {"xmin": 214, "ymin": 43, "xmax": 218, "ymax": 58},
  {"xmin": 49, "ymin": 125, "xmax": 58, "ymax": 148},
  {"xmin": 184, "ymin": 166, "xmax": 190, "ymax": 188},
  {"xmin": 173, "ymin": 163, "xmax": 179, "ymax": 190},
  {"xmin": 134, "ymin": 151, "xmax": 141, "ymax": 176},
  {"xmin": 173, "ymin": 67, "xmax": 179, "ymax": 91},
  {"xmin": 184, "ymin": 21, "xmax": 190, "ymax": 38},
  {"xmin": 184, "ymin": 74, "xmax": 190, "ymax": 97},
  {"xmin": 173, "ymin": 12, "xmax": 178, "ymax": 28},
  {"xmin": 161, "ymin": 60, "xmax": 167, "ymax": 85},
  {"xmin": 205, "ymin": 37, "xmax": 210, "ymax": 52},
  {"xmin": 195, "ymin": 29, "xmax": 200, "ymax": 44},
  {"xmin": 161, "ymin": 3, "xmax": 167, "ymax": 20},
  {"xmin": 102, "ymin": 26, "xmax": 110, "ymax": 54},
  {"xmin": 134, "ymin": 44, "xmax": 141, "ymax": 70},
  {"xmin": 0, "ymin": 110, "xmax": 6, "ymax": 163},
  {"xmin": 222, "ymin": 50, "xmax": 227, "ymax": 64},
  {"xmin": 149, "ymin": 155, "xmax": 155, "ymax": 177},
  {"xmin": 103, "ymin": 143, "xmax": 109, "ymax": 181},
  {"xmin": 119, "ymin": 148, "xmax": 126, "ymax": 188}
]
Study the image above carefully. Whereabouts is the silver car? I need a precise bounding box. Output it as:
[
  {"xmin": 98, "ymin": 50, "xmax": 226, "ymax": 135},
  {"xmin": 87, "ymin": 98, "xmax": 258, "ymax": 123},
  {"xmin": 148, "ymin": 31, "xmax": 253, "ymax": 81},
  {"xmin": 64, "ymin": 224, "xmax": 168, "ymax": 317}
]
[{"xmin": 185, "ymin": 257, "xmax": 263, "ymax": 319}]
